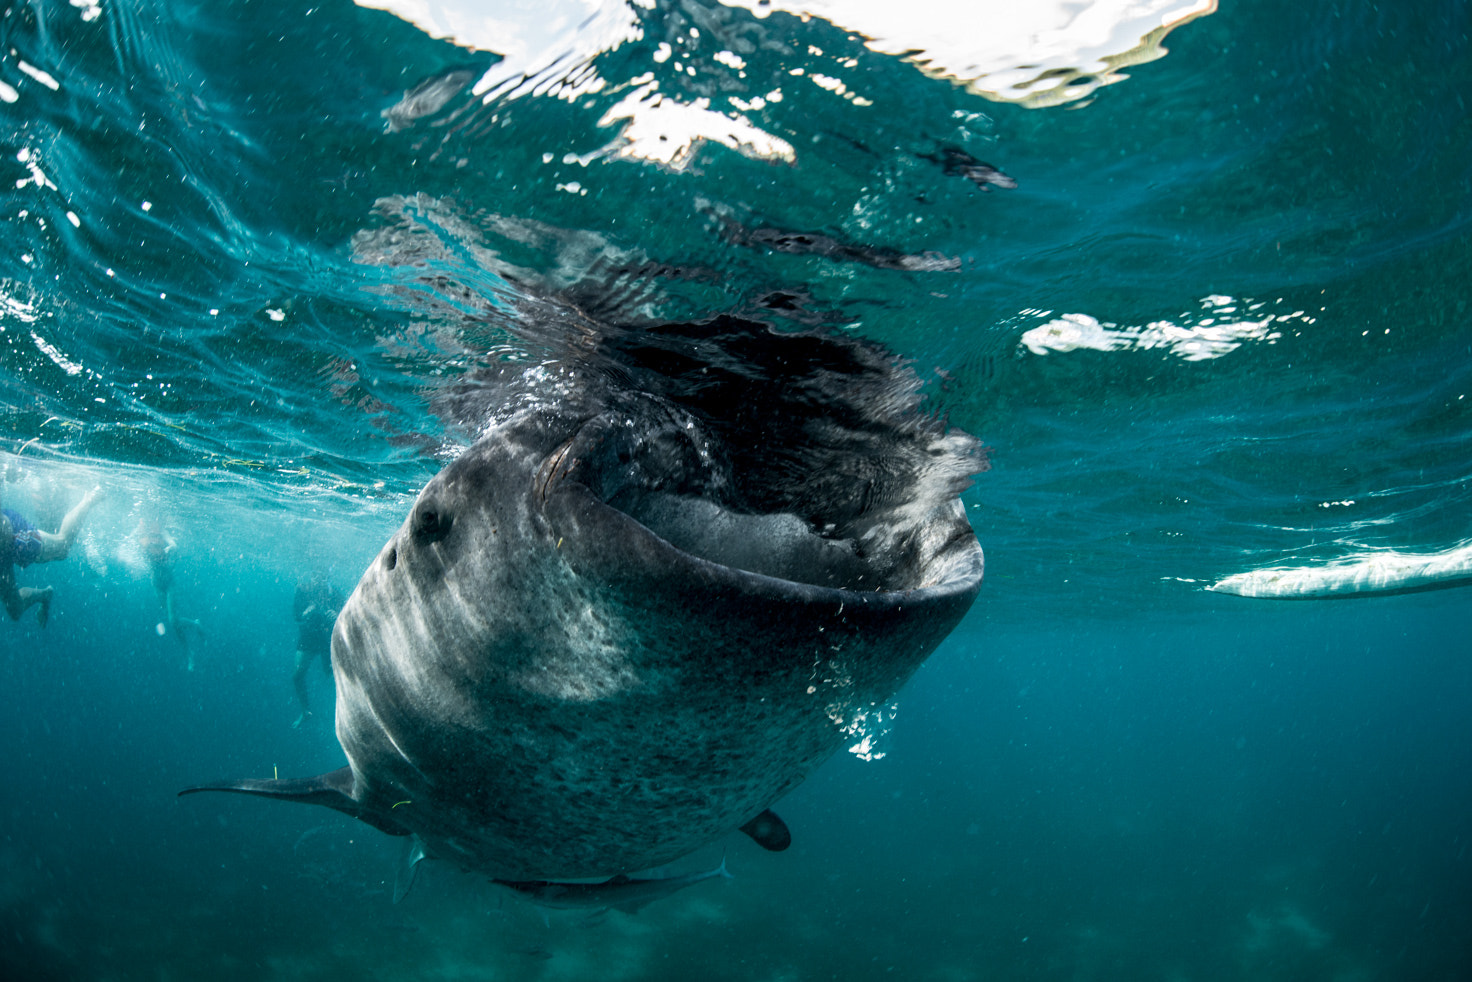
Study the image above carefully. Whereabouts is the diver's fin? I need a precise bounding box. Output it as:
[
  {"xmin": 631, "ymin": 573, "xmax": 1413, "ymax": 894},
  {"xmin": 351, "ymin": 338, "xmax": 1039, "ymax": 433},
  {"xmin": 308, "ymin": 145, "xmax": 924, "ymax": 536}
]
[
  {"xmin": 738, "ymin": 809, "xmax": 792, "ymax": 852},
  {"xmin": 178, "ymin": 766, "xmax": 409, "ymax": 837},
  {"xmin": 393, "ymin": 834, "xmax": 428, "ymax": 904}
]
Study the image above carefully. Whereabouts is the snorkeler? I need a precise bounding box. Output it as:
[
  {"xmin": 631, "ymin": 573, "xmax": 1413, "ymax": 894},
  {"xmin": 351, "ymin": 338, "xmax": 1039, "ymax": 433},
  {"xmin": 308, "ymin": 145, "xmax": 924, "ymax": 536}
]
[
  {"xmin": 1, "ymin": 487, "xmax": 102, "ymax": 628},
  {"xmin": 137, "ymin": 518, "xmax": 203, "ymax": 668},
  {"xmin": 291, "ymin": 572, "xmax": 346, "ymax": 728}
]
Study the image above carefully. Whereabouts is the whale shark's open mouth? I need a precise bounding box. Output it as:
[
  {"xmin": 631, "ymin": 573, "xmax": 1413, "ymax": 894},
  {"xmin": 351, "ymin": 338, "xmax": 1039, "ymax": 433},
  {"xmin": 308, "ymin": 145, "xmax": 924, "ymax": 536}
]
[
  {"xmin": 521, "ymin": 315, "xmax": 983, "ymax": 595},
  {"xmin": 618, "ymin": 492, "xmax": 879, "ymax": 590}
]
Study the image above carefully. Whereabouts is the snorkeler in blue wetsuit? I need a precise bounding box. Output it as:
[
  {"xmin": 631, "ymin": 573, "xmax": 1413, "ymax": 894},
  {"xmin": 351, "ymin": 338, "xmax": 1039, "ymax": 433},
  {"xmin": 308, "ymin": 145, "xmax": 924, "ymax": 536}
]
[{"xmin": 1, "ymin": 487, "xmax": 102, "ymax": 627}]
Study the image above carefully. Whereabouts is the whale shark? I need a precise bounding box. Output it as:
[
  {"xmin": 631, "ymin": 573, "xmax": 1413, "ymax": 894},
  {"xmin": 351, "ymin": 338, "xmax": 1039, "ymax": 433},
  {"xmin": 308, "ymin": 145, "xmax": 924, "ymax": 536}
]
[{"xmin": 182, "ymin": 310, "xmax": 984, "ymax": 883}]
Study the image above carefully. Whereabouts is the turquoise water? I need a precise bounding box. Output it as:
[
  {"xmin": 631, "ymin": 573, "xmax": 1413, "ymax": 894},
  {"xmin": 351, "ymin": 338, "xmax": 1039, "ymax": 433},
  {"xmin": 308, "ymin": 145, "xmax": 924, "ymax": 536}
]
[{"xmin": 3, "ymin": 0, "xmax": 1470, "ymax": 978}]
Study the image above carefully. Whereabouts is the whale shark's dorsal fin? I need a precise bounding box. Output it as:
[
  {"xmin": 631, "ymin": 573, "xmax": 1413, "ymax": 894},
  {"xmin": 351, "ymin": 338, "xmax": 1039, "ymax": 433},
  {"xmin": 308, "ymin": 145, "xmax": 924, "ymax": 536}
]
[
  {"xmin": 738, "ymin": 809, "xmax": 792, "ymax": 851},
  {"xmin": 178, "ymin": 766, "xmax": 409, "ymax": 838}
]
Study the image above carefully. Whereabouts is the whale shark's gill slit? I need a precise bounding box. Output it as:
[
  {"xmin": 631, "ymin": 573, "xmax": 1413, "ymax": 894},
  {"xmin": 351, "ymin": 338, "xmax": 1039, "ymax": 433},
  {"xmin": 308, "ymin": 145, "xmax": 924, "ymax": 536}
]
[{"xmin": 537, "ymin": 439, "xmax": 575, "ymax": 502}]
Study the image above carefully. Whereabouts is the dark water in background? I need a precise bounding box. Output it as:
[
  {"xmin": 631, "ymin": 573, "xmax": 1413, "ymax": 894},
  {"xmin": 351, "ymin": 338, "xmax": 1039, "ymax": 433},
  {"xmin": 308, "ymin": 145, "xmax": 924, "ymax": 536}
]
[{"xmin": 2, "ymin": 0, "xmax": 1471, "ymax": 979}]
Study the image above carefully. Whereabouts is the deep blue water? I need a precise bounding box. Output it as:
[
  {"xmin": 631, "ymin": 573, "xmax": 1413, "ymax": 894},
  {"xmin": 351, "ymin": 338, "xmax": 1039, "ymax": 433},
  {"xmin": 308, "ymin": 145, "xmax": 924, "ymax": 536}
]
[{"xmin": 2, "ymin": 0, "xmax": 1471, "ymax": 978}]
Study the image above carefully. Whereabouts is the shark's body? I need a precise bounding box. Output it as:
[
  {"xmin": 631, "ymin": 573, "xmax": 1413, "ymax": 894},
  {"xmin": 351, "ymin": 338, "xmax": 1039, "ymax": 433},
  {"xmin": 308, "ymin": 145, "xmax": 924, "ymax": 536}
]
[{"xmin": 183, "ymin": 313, "xmax": 983, "ymax": 882}]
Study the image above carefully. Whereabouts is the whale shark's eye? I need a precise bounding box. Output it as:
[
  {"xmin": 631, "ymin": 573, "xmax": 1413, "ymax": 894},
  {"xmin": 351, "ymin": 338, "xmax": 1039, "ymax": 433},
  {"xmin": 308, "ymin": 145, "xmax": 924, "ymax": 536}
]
[
  {"xmin": 383, "ymin": 546, "xmax": 397, "ymax": 571},
  {"xmin": 412, "ymin": 502, "xmax": 453, "ymax": 544}
]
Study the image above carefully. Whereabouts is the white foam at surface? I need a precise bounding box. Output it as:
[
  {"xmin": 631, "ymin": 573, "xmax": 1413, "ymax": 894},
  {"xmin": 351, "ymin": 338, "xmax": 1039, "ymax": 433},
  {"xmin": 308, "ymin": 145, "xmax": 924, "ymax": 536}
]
[
  {"xmin": 1019, "ymin": 297, "xmax": 1302, "ymax": 362},
  {"xmin": 356, "ymin": 0, "xmax": 1216, "ymax": 170},
  {"xmin": 1209, "ymin": 542, "xmax": 1472, "ymax": 598},
  {"xmin": 718, "ymin": 0, "xmax": 1217, "ymax": 105}
]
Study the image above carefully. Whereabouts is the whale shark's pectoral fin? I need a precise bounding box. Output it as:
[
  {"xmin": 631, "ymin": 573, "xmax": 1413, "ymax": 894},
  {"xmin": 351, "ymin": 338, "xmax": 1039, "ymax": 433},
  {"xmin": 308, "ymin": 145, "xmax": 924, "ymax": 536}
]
[
  {"xmin": 178, "ymin": 766, "xmax": 409, "ymax": 837},
  {"xmin": 393, "ymin": 834, "xmax": 428, "ymax": 904},
  {"xmin": 739, "ymin": 809, "xmax": 792, "ymax": 852}
]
